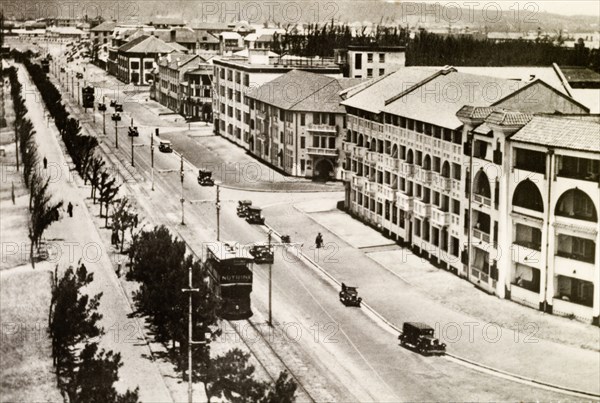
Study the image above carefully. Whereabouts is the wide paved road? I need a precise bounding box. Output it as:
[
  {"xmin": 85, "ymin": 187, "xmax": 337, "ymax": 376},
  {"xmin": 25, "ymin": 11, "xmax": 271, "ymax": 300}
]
[{"xmin": 40, "ymin": 42, "xmax": 586, "ymax": 401}]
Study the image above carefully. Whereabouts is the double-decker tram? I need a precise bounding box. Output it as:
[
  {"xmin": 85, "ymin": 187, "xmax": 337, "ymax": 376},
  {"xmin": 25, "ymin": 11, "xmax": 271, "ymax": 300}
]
[{"xmin": 204, "ymin": 242, "xmax": 254, "ymax": 320}]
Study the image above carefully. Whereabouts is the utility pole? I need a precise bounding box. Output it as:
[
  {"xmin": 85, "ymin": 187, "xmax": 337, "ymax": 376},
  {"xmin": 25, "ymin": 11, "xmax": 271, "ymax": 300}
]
[
  {"xmin": 268, "ymin": 230, "xmax": 273, "ymax": 327},
  {"xmin": 181, "ymin": 265, "xmax": 200, "ymax": 403},
  {"xmin": 115, "ymin": 118, "xmax": 119, "ymax": 149},
  {"xmin": 131, "ymin": 134, "xmax": 134, "ymax": 166},
  {"xmin": 151, "ymin": 133, "xmax": 155, "ymax": 191},
  {"xmin": 180, "ymin": 154, "xmax": 185, "ymax": 225},
  {"xmin": 77, "ymin": 80, "xmax": 80, "ymax": 105},
  {"xmin": 71, "ymin": 74, "xmax": 74, "ymax": 96},
  {"xmin": 102, "ymin": 95, "xmax": 106, "ymax": 135},
  {"xmin": 216, "ymin": 184, "xmax": 221, "ymax": 241}
]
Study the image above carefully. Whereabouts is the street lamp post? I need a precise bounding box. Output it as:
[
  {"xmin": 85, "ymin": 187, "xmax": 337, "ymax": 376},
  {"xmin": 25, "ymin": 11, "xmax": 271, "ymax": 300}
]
[
  {"xmin": 150, "ymin": 133, "xmax": 155, "ymax": 191},
  {"xmin": 216, "ymin": 184, "xmax": 221, "ymax": 241},
  {"xmin": 77, "ymin": 79, "xmax": 80, "ymax": 105},
  {"xmin": 181, "ymin": 265, "xmax": 200, "ymax": 403},
  {"xmin": 180, "ymin": 154, "xmax": 185, "ymax": 225},
  {"xmin": 102, "ymin": 95, "xmax": 106, "ymax": 135},
  {"xmin": 115, "ymin": 118, "xmax": 119, "ymax": 149}
]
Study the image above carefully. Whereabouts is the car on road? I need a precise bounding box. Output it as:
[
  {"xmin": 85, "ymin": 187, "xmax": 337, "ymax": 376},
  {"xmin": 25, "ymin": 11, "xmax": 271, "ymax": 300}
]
[
  {"xmin": 339, "ymin": 283, "xmax": 362, "ymax": 307},
  {"xmin": 248, "ymin": 243, "xmax": 274, "ymax": 264},
  {"xmin": 237, "ymin": 200, "xmax": 252, "ymax": 217},
  {"xmin": 114, "ymin": 103, "xmax": 123, "ymax": 112},
  {"xmin": 60, "ymin": 67, "xmax": 65, "ymax": 73},
  {"xmin": 128, "ymin": 126, "xmax": 139, "ymax": 137},
  {"xmin": 245, "ymin": 206, "xmax": 265, "ymax": 225},
  {"xmin": 197, "ymin": 169, "xmax": 214, "ymax": 186},
  {"xmin": 75, "ymin": 72, "xmax": 83, "ymax": 79},
  {"xmin": 158, "ymin": 140, "xmax": 173, "ymax": 153},
  {"xmin": 398, "ymin": 322, "xmax": 446, "ymax": 356}
]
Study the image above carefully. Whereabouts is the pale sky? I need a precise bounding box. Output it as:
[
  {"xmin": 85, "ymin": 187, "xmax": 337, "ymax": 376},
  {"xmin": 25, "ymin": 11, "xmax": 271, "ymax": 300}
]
[{"xmin": 416, "ymin": 1, "xmax": 600, "ymax": 17}]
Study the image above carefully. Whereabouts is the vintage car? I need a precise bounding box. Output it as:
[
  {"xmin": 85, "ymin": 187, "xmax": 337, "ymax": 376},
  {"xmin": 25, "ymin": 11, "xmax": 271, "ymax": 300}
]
[
  {"xmin": 109, "ymin": 99, "xmax": 116, "ymax": 107},
  {"xmin": 245, "ymin": 206, "xmax": 265, "ymax": 225},
  {"xmin": 75, "ymin": 72, "xmax": 83, "ymax": 79},
  {"xmin": 280, "ymin": 234, "xmax": 291, "ymax": 243},
  {"xmin": 398, "ymin": 322, "xmax": 446, "ymax": 356},
  {"xmin": 248, "ymin": 243, "xmax": 274, "ymax": 264},
  {"xmin": 60, "ymin": 67, "xmax": 65, "ymax": 73},
  {"xmin": 111, "ymin": 113, "xmax": 121, "ymax": 121},
  {"xmin": 114, "ymin": 103, "xmax": 123, "ymax": 112},
  {"xmin": 158, "ymin": 140, "xmax": 173, "ymax": 153},
  {"xmin": 128, "ymin": 126, "xmax": 139, "ymax": 137},
  {"xmin": 237, "ymin": 200, "xmax": 252, "ymax": 217},
  {"xmin": 197, "ymin": 169, "xmax": 214, "ymax": 186},
  {"xmin": 339, "ymin": 283, "xmax": 362, "ymax": 307}
]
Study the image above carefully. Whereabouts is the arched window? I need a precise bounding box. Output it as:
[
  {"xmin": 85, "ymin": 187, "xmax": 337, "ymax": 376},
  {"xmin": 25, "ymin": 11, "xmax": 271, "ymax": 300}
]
[
  {"xmin": 358, "ymin": 134, "xmax": 364, "ymax": 147},
  {"xmin": 370, "ymin": 139, "xmax": 377, "ymax": 152},
  {"xmin": 555, "ymin": 189, "xmax": 597, "ymax": 222},
  {"xmin": 441, "ymin": 161, "xmax": 451, "ymax": 178},
  {"xmin": 423, "ymin": 154, "xmax": 431, "ymax": 170},
  {"xmin": 473, "ymin": 170, "xmax": 491, "ymax": 198},
  {"xmin": 513, "ymin": 179, "xmax": 544, "ymax": 212},
  {"xmin": 406, "ymin": 149, "xmax": 414, "ymax": 164}
]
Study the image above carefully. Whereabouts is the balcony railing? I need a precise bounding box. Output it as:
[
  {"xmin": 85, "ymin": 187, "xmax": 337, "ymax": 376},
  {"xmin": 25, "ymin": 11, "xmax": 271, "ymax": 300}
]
[
  {"xmin": 307, "ymin": 147, "xmax": 339, "ymax": 157},
  {"xmin": 341, "ymin": 170, "xmax": 353, "ymax": 182},
  {"xmin": 437, "ymin": 175, "xmax": 452, "ymax": 191},
  {"xmin": 397, "ymin": 192, "xmax": 414, "ymax": 210},
  {"xmin": 352, "ymin": 175, "xmax": 366, "ymax": 189},
  {"xmin": 473, "ymin": 194, "xmax": 492, "ymax": 207},
  {"xmin": 413, "ymin": 199, "xmax": 431, "ymax": 218},
  {"xmin": 342, "ymin": 142, "xmax": 354, "ymax": 153},
  {"xmin": 384, "ymin": 156, "xmax": 399, "ymax": 170},
  {"xmin": 401, "ymin": 162, "xmax": 416, "ymax": 177},
  {"xmin": 431, "ymin": 209, "xmax": 451, "ymax": 227},
  {"xmin": 381, "ymin": 184, "xmax": 397, "ymax": 202},
  {"xmin": 473, "ymin": 228, "xmax": 491, "ymax": 244},
  {"xmin": 307, "ymin": 123, "xmax": 338, "ymax": 133},
  {"xmin": 353, "ymin": 146, "xmax": 367, "ymax": 159},
  {"xmin": 420, "ymin": 170, "xmax": 433, "ymax": 184}
]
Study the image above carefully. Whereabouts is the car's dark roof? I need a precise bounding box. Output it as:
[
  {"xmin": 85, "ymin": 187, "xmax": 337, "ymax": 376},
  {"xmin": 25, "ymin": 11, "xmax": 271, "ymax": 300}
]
[{"xmin": 404, "ymin": 322, "xmax": 433, "ymax": 330}]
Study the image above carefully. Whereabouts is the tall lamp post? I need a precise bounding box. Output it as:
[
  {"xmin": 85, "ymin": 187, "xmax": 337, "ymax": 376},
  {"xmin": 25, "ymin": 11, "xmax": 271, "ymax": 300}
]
[
  {"xmin": 150, "ymin": 132, "xmax": 155, "ymax": 191},
  {"xmin": 180, "ymin": 154, "xmax": 185, "ymax": 225}
]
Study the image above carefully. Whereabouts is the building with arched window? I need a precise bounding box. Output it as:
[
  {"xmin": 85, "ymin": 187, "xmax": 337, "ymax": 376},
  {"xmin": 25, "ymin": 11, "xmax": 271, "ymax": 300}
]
[{"xmin": 341, "ymin": 65, "xmax": 597, "ymax": 324}]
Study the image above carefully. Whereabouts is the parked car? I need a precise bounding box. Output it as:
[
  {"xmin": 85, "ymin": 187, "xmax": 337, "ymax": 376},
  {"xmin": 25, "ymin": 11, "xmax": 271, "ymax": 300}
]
[
  {"xmin": 245, "ymin": 206, "xmax": 265, "ymax": 225},
  {"xmin": 75, "ymin": 72, "xmax": 83, "ymax": 79},
  {"xmin": 197, "ymin": 169, "xmax": 214, "ymax": 186},
  {"xmin": 398, "ymin": 322, "xmax": 446, "ymax": 356},
  {"xmin": 111, "ymin": 113, "xmax": 121, "ymax": 121},
  {"xmin": 158, "ymin": 140, "xmax": 173, "ymax": 153},
  {"xmin": 128, "ymin": 126, "xmax": 139, "ymax": 137},
  {"xmin": 114, "ymin": 103, "xmax": 123, "ymax": 112},
  {"xmin": 237, "ymin": 200, "xmax": 252, "ymax": 217},
  {"xmin": 339, "ymin": 283, "xmax": 362, "ymax": 307},
  {"xmin": 60, "ymin": 67, "xmax": 65, "ymax": 73},
  {"xmin": 248, "ymin": 243, "xmax": 274, "ymax": 264}
]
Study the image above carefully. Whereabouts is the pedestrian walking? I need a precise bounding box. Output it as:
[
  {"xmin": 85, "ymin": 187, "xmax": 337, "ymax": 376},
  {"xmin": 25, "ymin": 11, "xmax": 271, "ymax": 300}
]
[
  {"xmin": 43, "ymin": 156, "xmax": 47, "ymax": 169},
  {"xmin": 315, "ymin": 232, "xmax": 323, "ymax": 249},
  {"xmin": 116, "ymin": 256, "xmax": 122, "ymax": 277},
  {"xmin": 133, "ymin": 214, "xmax": 138, "ymax": 228},
  {"xmin": 67, "ymin": 202, "xmax": 73, "ymax": 218}
]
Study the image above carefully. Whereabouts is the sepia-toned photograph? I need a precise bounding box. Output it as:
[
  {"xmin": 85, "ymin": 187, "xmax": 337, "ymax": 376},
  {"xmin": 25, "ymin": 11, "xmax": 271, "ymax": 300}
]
[{"xmin": 0, "ymin": 0, "xmax": 598, "ymax": 401}]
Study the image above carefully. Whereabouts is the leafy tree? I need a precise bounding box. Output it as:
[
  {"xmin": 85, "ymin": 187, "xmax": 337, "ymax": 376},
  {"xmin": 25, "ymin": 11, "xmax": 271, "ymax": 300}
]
[
  {"xmin": 111, "ymin": 197, "xmax": 136, "ymax": 252},
  {"xmin": 73, "ymin": 342, "xmax": 140, "ymax": 403},
  {"xmin": 86, "ymin": 156, "xmax": 105, "ymax": 201},
  {"xmin": 50, "ymin": 263, "xmax": 103, "ymax": 394},
  {"xmin": 97, "ymin": 170, "xmax": 120, "ymax": 222},
  {"xmin": 28, "ymin": 172, "xmax": 63, "ymax": 267},
  {"xmin": 128, "ymin": 226, "xmax": 220, "ymax": 353},
  {"xmin": 262, "ymin": 371, "xmax": 297, "ymax": 403}
]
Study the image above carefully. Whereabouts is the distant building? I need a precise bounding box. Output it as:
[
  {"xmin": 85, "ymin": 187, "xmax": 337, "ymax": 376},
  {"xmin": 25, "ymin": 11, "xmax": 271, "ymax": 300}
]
[
  {"xmin": 90, "ymin": 21, "xmax": 116, "ymax": 45},
  {"xmin": 246, "ymin": 70, "xmax": 363, "ymax": 178},
  {"xmin": 155, "ymin": 53, "xmax": 212, "ymax": 118},
  {"xmin": 212, "ymin": 49, "xmax": 341, "ymax": 153},
  {"xmin": 190, "ymin": 22, "xmax": 232, "ymax": 35},
  {"xmin": 112, "ymin": 35, "xmax": 188, "ymax": 84},
  {"xmin": 336, "ymin": 45, "xmax": 406, "ymax": 78}
]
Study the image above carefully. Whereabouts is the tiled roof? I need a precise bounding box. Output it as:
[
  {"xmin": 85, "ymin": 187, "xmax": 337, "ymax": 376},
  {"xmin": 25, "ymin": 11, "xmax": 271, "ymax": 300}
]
[
  {"xmin": 510, "ymin": 116, "xmax": 600, "ymax": 153},
  {"xmin": 473, "ymin": 123, "xmax": 493, "ymax": 135},
  {"xmin": 382, "ymin": 70, "xmax": 520, "ymax": 129},
  {"xmin": 196, "ymin": 31, "xmax": 219, "ymax": 44},
  {"xmin": 486, "ymin": 110, "xmax": 533, "ymax": 126},
  {"xmin": 191, "ymin": 22, "xmax": 231, "ymax": 31},
  {"xmin": 341, "ymin": 67, "xmax": 436, "ymax": 114},
  {"xmin": 158, "ymin": 53, "xmax": 199, "ymax": 69},
  {"xmin": 119, "ymin": 35, "xmax": 186, "ymax": 54},
  {"xmin": 456, "ymin": 105, "xmax": 495, "ymax": 120},
  {"xmin": 90, "ymin": 21, "xmax": 116, "ymax": 32},
  {"xmin": 256, "ymin": 34, "xmax": 274, "ymax": 42},
  {"xmin": 247, "ymin": 70, "xmax": 347, "ymax": 113}
]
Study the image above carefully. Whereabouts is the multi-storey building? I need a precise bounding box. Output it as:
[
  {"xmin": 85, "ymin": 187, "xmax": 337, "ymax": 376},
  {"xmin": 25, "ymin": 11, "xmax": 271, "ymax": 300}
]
[
  {"xmin": 335, "ymin": 45, "xmax": 406, "ymax": 78},
  {"xmin": 89, "ymin": 21, "xmax": 116, "ymax": 45},
  {"xmin": 245, "ymin": 70, "xmax": 362, "ymax": 178},
  {"xmin": 156, "ymin": 53, "xmax": 212, "ymax": 118},
  {"xmin": 341, "ymin": 66, "xmax": 595, "ymax": 323},
  {"xmin": 114, "ymin": 35, "xmax": 187, "ymax": 84},
  {"xmin": 458, "ymin": 112, "xmax": 599, "ymax": 325},
  {"xmin": 212, "ymin": 49, "xmax": 340, "ymax": 151}
]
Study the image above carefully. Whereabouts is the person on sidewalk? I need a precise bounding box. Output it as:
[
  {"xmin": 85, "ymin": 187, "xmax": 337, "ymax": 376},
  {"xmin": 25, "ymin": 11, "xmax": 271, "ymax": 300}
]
[
  {"xmin": 43, "ymin": 156, "xmax": 47, "ymax": 169},
  {"xmin": 67, "ymin": 202, "xmax": 73, "ymax": 218},
  {"xmin": 315, "ymin": 232, "xmax": 323, "ymax": 249}
]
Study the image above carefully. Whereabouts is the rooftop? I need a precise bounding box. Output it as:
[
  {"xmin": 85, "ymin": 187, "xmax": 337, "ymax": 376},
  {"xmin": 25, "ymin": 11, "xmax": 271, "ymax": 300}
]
[
  {"xmin": 90, "ymin": 21, "xmax": 116, "ymax": 32},
  {"xmin": 509, "ymin": 116, "xmax": 600, "ymax": 153},
  {"xmin": 118, "ymin": 35, "xmax": 187, "ymax": 54},
  {"xmin": 158, "ymin": 53, "xmax": 199, "ymax": 69}
]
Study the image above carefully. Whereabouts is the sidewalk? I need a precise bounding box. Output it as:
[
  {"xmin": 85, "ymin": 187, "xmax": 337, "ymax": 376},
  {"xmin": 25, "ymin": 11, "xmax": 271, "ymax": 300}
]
[
  {"xmin": 264, "ymin": 198, "xmax": 600, "ymax": 395},
  {"xmin": 16, "ymin": 63, "xmax": 174, "ymax": 402}
]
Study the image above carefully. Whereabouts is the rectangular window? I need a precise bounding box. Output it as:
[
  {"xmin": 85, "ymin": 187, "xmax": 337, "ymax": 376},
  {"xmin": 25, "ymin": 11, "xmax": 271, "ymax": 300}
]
[
  {"xmin": 354, "ymin": 53, "xmax": 362, "ymax": 70},
  {"xmin": 367, "ymin": 68, "xmax": 373, "ymax": 78},
  {"xmin": 300, "ymin": 137, "xmax": 305, "ymax": 149},
  {"xmin": 379, "ymin": 68, "xmax": 385, "ymax": 76},
  {"xmin": 300, "ymin": 113, "xmax": 305, "ymax": 126},
  {"xmin": 367, "ymin": 53, "xmax": 373, "ymax": 63}
]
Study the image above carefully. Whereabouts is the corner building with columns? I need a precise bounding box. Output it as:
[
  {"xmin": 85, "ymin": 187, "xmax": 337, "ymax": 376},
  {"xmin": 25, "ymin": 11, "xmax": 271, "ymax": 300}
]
[{"xmin": 340, "ymin": 66, "xmax": 598, "ymax": 324}]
